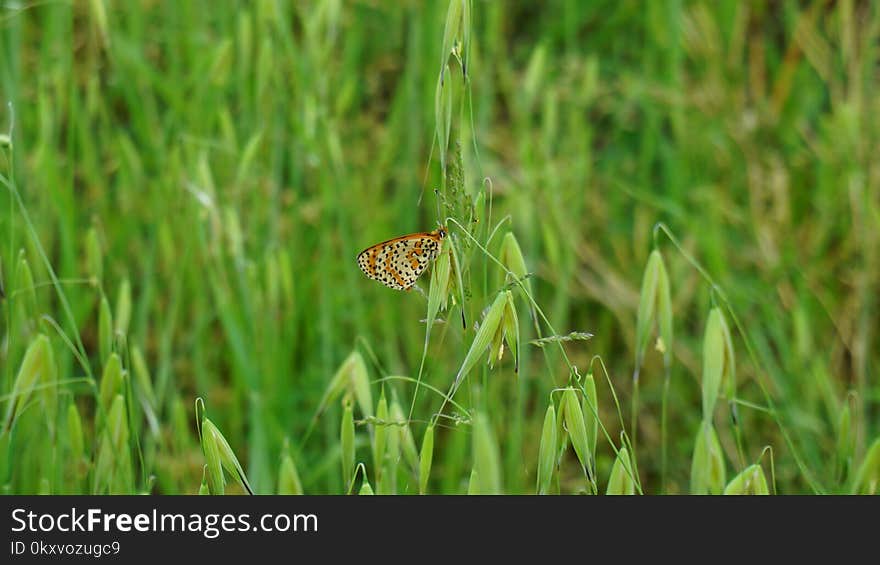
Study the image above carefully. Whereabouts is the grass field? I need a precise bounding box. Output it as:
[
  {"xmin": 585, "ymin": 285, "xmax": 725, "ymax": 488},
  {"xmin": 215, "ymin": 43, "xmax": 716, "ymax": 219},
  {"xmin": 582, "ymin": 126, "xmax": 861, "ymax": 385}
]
[{"xmin": 1, "ymin": 0, "xmax": 878, "ymax": 495}]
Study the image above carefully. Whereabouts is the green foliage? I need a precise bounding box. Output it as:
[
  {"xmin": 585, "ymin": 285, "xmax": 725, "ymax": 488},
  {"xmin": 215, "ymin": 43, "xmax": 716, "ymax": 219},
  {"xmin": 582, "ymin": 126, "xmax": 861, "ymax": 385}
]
[{"xmin": 0, "ymin": 0, "xmax": 877, "ymax": 495}]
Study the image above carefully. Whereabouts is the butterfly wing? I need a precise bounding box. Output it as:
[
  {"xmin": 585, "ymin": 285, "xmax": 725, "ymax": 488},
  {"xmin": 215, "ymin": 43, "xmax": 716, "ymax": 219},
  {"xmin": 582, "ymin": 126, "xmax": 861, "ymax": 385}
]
[{"xmin": 357, "ymin": 231, "xmax": 444, "ymax": 290}]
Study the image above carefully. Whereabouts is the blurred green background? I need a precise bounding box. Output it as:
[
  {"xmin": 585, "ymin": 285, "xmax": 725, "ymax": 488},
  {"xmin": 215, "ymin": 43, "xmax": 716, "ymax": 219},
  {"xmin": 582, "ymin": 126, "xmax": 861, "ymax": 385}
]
[{"xmin": 0, "ymin": 0, "xmax": 877, "ymax": 494}]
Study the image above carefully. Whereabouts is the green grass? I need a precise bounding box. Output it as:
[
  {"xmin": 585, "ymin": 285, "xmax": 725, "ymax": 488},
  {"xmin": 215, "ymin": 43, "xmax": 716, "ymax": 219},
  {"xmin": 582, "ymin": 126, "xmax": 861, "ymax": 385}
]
[{"xmin": 0, "ymin": 0, "xmax": 878, "ymax": 495}]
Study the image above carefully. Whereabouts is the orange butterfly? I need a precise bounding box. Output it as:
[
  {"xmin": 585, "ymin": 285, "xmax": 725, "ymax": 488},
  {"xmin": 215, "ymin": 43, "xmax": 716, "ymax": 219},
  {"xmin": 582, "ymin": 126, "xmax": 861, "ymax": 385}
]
[{"xmin": 357, "ymin": 227, "xmax": 447, "ymax": 290}]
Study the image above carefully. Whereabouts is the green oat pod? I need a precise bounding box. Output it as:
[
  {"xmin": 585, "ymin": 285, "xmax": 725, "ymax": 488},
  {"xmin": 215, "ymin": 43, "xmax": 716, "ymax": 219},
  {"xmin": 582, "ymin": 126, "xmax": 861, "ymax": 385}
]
[
  {"xmin": 106, "ymin": 394, "xmax": 129, "ymax": 450},
  {"xmin": 606, "ymin": 447, "xmax": 636, "ymax": 495},
  {"xmin": 427, "ymin": 245, "xmax": 452, "ymax": 327},
  {"xmin": 451, "ymin": 291, "xmax": 506, "ymax": 393},
  {"xmin": 499, "ymin": 232, "xmax": 531, "ymax": 297},
  {"xmin": 207, "ymin": 417, "xmax": 253, "ymax": 495},
  {"xmin": 718, "ymin": 308, "xmax": 736, "ymax": 400},
  {"xmin": 502, "ymin": 291, "xmax": 520, "ymax": 372},
  {"xmin": 690, "ymin": 420, "xmax": 726, "ymax": 494},
  {"xmin": 348, "ymin": 352, "xmax": 374, "ymax": 420},
  {"xmin": 372, "ymin": 390, "xmax": 388, "ymax": 481},
  {"xmin": 655, "ymin": 252, "xmax": 673, "ymax": 370},
  {"xmin": 66, "ymin": 403, "xmax": 85, "ymax": 464},
  {"xmin": 4, "ymin": 334, "xmax": 55, "ymax": 432},
  {"xmin": 200, "ymin": 419, "xmax": 225, "ymax": 495},
  {"xmin": 723, "ymin": 464, "xmax": 769, "ymax": 495},
  {"xmin": 536, "ymin": 403, "xmax": 557, "ymax": 495},
  {"xmin": 582, "ymin": 372, "xmax": 598, "ymax": 461},
  {"xmin": 312, "ymin": 350, "xmax": 373, "ymax": 428},
  {"xmin": 563, "ymin": 388, "xmax": 593, "ymax": 482},
  {"xmin": 278, "ymin": 449, "xmax": 304, "ymax": 495},
  {"xmin": 94, "ymin": 395, "xmax": 133, "ymax": 494},
  {"xmin": 634, "ymin": 250, "xmax": 661, "ymax": 377},
  {"xmin": 341, "ymin": 398, "xmax": 355, "ymax": 493},
  {"xmin": 701, "ymin": 308, "xmax": 726, "ymax": 420},
  {"xmin": 472, "ymin": 412, "xmax": 501, "ymax": 494},
  {"xmin": 99, "ymin": 353, "xmax": 125, "ymax": 414},
  {"xmin": 419, "ymin": 425, "xmax": 435, "ymax": 495}
]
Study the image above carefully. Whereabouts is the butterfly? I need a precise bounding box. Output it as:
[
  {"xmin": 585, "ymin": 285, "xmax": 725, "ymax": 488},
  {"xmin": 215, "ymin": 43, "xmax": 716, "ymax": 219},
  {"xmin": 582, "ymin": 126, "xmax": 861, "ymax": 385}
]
[{"xmin": 357, "ymin": 227, "xmax": 447, "ymax": 290}]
